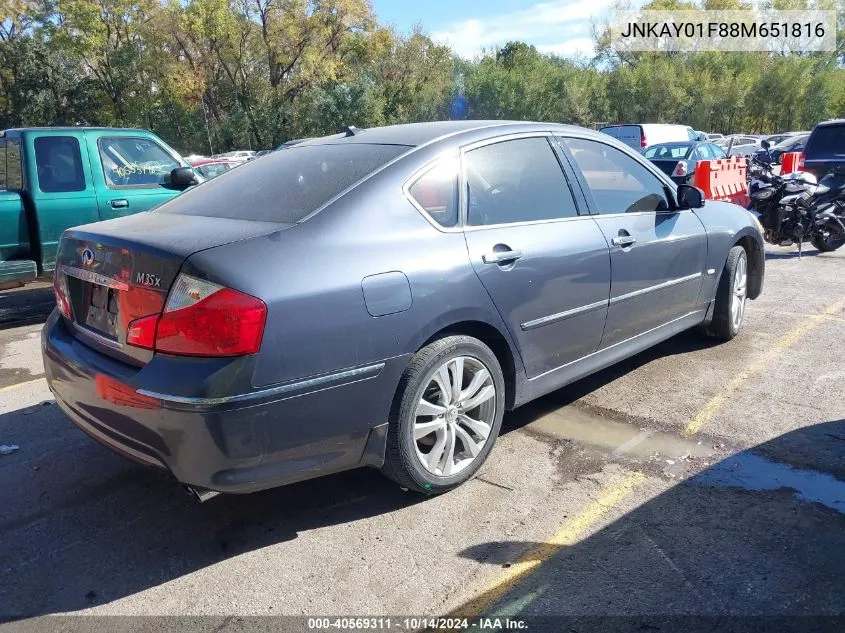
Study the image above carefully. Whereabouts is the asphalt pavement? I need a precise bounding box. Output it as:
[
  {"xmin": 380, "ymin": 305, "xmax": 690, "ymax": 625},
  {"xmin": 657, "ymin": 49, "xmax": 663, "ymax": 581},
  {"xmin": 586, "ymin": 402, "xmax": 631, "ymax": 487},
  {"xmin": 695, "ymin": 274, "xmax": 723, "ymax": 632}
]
[{"xmin": 0, "ymin": 246, "xmax": 843, "ymax": 632}]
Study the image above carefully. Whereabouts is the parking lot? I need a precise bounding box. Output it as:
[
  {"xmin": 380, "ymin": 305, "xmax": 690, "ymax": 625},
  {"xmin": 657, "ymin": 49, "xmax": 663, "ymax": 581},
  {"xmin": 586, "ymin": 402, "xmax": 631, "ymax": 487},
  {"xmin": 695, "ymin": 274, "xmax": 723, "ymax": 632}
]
[{"xmin": 1, "ymin": 245, "xmax": 844, "ymax": 627}]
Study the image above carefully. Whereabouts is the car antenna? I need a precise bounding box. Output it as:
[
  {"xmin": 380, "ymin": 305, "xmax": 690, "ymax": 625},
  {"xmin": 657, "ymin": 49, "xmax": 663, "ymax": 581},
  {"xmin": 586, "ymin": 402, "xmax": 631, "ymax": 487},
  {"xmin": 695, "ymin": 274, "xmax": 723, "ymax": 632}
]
[{"xmin": 343, "ymin": 125, "xmax": 364, "ymax": 137}]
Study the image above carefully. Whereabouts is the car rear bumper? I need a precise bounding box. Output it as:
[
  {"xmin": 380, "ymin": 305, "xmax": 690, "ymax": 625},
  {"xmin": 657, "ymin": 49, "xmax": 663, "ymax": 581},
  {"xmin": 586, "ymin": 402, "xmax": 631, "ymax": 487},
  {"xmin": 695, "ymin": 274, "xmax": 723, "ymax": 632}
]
[{"xmin": 41, "ymin": 310, "xmax": 409, "ymax": 494}]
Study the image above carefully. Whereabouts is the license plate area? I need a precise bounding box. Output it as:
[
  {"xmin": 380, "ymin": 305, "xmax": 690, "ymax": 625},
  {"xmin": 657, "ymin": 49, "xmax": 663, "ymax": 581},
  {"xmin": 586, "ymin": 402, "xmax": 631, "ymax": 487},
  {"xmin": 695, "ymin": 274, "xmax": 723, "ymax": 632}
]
[
  {"xmin": 84, "ymin": 283, "xmax": 120, "ymax": 338},
  {"xmin": 64, "ymin": 269, "xmax": 126, "ymax": 341}
]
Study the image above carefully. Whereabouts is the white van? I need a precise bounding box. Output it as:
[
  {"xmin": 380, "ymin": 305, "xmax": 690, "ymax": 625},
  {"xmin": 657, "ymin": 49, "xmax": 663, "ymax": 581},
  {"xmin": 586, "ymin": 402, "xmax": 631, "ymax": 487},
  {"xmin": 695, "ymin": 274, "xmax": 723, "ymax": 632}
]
[{"xmin": 599, "ymin": 124, "xmax": 698, "ymax": 150}]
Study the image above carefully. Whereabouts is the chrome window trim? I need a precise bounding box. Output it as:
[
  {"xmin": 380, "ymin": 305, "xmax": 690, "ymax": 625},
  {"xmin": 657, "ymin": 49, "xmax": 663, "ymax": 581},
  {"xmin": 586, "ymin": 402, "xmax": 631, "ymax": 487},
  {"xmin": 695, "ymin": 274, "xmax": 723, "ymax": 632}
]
[
  {"xmin": 609, "ymin": 272, "xmax": 702, "ymax": 306},
  {"xmin": 137, "ymin": 362, "xmax": 386, "ymax": 407},
  {"xmin": 463, "ymin": 214, "xmax": 595, "ymax": 233},
  {"xmin": 521, "ymin": 299, "xmax": 609, "ymax": 331},
  {"xmin": 62, "ymin": 266, "xmax": 130, "ymax": 291}
]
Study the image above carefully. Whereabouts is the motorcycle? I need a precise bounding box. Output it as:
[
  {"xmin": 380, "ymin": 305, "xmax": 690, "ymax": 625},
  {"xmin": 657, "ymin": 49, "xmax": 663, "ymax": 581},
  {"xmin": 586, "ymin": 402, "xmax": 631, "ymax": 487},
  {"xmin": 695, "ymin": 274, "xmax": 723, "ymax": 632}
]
[{"xmin": 747, "ymin": 156, "xmax": 845, "ymax": 254}]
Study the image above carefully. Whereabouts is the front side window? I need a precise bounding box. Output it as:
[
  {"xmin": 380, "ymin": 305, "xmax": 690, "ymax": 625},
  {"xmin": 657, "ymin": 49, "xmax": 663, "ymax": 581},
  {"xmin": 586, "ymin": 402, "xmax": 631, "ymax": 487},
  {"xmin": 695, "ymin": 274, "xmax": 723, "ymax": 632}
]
[
  {"xmin": 465, "ymin": 137, "xmax": 578, "ymax": 226},
  {"xmin": 34, "ymin": 136, "xmax": 86, "ymax": 193},
  {"xmin": 562, "ymin": 137, "xmax": 670, "ymax": 214},
  {"xmin": 408, "ymin": 158, "xmax": 459, "ymax": 228},
  {"xmin": 709, "ymin": 144, "xmax": 726, "ymax": 159},
  {"xmin": 98, "ymin": 137, "xmax": 180, "ymax": 187}
]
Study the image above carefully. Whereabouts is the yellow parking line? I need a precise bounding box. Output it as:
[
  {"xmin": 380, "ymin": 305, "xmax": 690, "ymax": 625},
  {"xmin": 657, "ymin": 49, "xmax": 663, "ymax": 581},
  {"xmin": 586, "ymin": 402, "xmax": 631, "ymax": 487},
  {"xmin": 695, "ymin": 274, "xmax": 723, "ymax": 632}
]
[
  {"xmin": 449, "ymin": 470, "xmax": 646, "ymax": 619},
  {"xmin": 683, "ymin": 297, "xmax": 845, "ymax": 436},
  {"xmin": 0, "ymin": 377, "xmax": 46, "ymax": 395}
]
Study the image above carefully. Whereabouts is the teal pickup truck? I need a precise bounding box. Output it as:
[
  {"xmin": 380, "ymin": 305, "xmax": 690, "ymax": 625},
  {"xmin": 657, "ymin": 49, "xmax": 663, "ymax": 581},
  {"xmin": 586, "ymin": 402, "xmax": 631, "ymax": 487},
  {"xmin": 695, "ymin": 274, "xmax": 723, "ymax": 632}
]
[{"xmin": 0, "ymin": 127, "xmax": 198, "ymax": 286}]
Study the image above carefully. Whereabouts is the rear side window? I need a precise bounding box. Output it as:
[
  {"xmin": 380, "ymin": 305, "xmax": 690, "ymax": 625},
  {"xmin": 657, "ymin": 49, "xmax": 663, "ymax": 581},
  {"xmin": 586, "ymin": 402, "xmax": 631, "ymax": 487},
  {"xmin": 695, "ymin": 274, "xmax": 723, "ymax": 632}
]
[
  {"xmin": 562, "ymin": 137, "xmax": 669, "ymax": 214},
  {"xmin": 0, "ymin": 139, "xmax": 23, "ymax": 190},
  {"xmin": 465, "ymin": 137, "xmax": 578, "ymax": 226},
  {"xmin": 98, "ymin": 137, "xmax": 180, "ymax": 187},
  {"xmin": 407, "ymin": 159, "xmax": 459, "ymax": 228},
  {"xmin": 157, "ymin": 143, "xmax": 408, "ymax": 223},
  {"xmin": 805, "ymin": 124, "xmax": 845, "ymax": 158},
  {"xmin": 34, "ymin": 136, "xmax": 85, "ymax": 193}
]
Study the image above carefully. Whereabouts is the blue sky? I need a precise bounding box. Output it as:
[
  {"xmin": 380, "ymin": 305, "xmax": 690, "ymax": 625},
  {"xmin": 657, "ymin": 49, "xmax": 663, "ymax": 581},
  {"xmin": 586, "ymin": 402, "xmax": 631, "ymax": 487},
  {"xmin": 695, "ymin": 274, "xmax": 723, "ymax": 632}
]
[{"xmin": 370, "ymin": 0, "xmax": 630, "ymax": 58}]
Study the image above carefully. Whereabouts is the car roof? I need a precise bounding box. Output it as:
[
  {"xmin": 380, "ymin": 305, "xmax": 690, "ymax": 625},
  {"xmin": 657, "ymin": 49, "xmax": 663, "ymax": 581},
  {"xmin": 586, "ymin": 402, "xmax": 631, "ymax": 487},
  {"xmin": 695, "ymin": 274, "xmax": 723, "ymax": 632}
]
[
  {"xmin": 0, "ymin": 127, "xmax": 154, "ymax": 135},
  {"xmin": 815, "ymin": 119, "xmax": 845, "ymax": 128},
  {"xmin": 302, "ymin": 120, "xmax": 606, "ymax": 148}
]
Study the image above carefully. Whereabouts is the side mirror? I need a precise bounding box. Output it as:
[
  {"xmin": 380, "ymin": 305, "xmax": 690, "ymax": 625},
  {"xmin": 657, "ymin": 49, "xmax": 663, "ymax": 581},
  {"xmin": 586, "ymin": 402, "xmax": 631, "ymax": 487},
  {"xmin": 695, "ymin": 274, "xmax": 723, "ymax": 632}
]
[
  {"xmin": 169, "ymin": 166, "xmax": 199, "ymax": 188},
  {"xmin": 761, "ymin": 140, "xmax": 770, "ymax": 150},
  {"xmin": 677, "ymin": 183, "xmax": 705, "ymax": 209}
]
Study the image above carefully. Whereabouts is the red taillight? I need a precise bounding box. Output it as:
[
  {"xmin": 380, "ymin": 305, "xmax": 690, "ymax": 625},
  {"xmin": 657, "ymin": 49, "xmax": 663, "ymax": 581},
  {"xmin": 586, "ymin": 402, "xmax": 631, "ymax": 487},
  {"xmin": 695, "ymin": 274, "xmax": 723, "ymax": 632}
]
[
  {"xmin": 126, "ymin": 314, "xmax": 158, "ymax": 349},
  {"xmin": 53, "ymin": 269, "xmax": 71, "ymax": 319},
  {"xmin": 641, "ymin": 136, "xmax": 648, "ymax": 148},
  {"xmin": 672, "ymin": 161, "xmax": 688, "ymax": 177},
  {"xmin": 126, "ymin": 274, "xmax": 266, "ymax": 357}
]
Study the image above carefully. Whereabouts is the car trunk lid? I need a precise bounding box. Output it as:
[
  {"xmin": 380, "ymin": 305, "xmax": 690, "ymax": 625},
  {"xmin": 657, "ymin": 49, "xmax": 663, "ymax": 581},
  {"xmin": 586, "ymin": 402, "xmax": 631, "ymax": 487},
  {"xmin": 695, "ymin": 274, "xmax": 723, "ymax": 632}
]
[{"xmin": 55, "ymin": 212, "xmax": 289, "ymax": 365}]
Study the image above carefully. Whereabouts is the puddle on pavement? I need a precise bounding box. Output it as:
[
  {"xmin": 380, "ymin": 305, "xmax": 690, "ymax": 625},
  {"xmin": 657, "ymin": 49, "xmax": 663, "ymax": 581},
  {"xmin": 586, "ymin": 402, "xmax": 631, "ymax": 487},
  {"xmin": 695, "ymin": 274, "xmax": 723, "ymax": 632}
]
[
  {"xmin": 692, "ymin": 452, "xmax": 845, "ymax": 515},
  {"xmin": 524, "ymin": 405, "xmax": 714, "ymax": 461}
]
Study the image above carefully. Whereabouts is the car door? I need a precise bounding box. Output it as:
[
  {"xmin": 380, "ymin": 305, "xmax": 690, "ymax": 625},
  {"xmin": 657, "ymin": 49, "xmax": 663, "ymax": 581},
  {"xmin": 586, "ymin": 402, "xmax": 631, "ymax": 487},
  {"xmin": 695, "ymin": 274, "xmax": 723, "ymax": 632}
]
[
  {"xmin": 84, "ymin": 132, "xmax": 186, "ymax": 220},
  {"xmin": 27, "ymin": 132, "xmax": 99, "ymax": 273},
  {"xmin": 558, "ymin": 136, "xmax": 707, "ymax": 349},
  {"xmin": 459, "ymin": 134, "xmax": 611, "ymax": 379}
]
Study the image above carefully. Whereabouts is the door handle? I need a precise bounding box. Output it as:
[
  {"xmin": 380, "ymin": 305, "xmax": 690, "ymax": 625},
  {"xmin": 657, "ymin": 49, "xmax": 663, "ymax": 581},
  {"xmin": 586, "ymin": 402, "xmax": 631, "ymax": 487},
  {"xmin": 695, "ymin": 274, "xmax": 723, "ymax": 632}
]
[
  {"xmin": 611, "ymin": 235, "xmax": 636, "ymax": 247},
  {"xmin": 482, "ymin": 250, "xmax": 523, "ymax": 264},
  {"xmin": 110, "ymin": 199, "xmax": 129, "ymax": 209}
]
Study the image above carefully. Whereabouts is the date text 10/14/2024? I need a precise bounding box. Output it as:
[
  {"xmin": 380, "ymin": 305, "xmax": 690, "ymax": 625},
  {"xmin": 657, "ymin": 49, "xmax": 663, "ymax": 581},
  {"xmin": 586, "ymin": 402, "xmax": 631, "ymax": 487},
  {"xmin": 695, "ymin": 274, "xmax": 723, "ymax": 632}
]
[{"xmin": 306, "ymin": 618, "xmax": 528, "ymax": 631}]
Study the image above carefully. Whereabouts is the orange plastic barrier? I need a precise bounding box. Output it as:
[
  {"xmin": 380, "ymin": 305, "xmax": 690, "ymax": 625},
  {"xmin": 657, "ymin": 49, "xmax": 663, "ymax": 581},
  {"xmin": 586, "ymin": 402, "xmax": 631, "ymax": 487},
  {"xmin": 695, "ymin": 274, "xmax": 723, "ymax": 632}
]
[
  {"xmin": 780, "ymin": 152, "xmax": 803, "ymax": 174},
  {"xmin": 694, "ymin": 157, "xmax": 749, "ymax": 207}
]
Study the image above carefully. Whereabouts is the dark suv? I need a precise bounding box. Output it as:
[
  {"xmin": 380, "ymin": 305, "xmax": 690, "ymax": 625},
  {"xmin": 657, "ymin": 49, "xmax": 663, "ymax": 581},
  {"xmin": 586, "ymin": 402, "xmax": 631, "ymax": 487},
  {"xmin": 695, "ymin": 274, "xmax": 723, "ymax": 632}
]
[{"xmin": 802, "ymin": 119, "xmax": 845, "ymax": 178}]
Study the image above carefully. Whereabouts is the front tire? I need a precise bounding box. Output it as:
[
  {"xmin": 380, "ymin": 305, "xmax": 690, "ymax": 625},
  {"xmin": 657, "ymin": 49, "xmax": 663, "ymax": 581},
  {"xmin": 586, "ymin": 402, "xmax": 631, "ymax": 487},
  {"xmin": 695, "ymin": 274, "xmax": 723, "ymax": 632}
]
[
  {"xmin": 381, "ymin": 335, "xmax": 505, "ymax": 494},
  {"xmin": 705, "ymin": 245, "xmax": 748, "ymax": 341}
]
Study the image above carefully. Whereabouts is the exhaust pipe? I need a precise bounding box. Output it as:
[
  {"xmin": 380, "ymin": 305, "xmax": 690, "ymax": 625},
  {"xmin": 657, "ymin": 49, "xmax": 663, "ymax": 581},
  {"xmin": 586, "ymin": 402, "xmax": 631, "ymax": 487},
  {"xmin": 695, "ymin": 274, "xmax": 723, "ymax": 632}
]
[{"xmin": 185, "ymin": 485, "xmax": 221, "ymax": 503}]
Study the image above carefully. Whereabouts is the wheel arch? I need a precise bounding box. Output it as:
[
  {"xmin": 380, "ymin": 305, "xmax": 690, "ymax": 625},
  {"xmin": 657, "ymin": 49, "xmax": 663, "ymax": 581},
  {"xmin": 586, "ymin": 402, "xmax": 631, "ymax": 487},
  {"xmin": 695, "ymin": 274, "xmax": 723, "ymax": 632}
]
[
  {"xmin": 413, "ymin": 318, "xmax": 523, "ymax": 411},
  {"xmin": 733, "ymin": 229, "xmax": 765, "ymax": 299}
]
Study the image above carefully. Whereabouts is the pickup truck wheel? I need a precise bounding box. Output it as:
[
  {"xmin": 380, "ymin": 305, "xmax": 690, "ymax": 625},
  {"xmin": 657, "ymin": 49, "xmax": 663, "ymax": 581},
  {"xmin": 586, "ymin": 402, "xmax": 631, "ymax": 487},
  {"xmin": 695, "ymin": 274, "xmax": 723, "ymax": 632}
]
[
  {"xmin": 381, "ymin": 335, "xmax": 505, "ymax": 494},
  {"xmin": 705, "ymin": 245, "xmax": 747, "ymax": 341}
]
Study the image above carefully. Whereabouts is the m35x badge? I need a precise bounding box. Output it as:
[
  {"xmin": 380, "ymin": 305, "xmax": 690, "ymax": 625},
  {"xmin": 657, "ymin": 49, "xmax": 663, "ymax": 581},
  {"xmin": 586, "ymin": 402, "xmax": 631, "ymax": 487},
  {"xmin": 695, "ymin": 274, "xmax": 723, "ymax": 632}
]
[{"xmin": 135, "ymin": 272, "xmax": 162, "ymax": 288}]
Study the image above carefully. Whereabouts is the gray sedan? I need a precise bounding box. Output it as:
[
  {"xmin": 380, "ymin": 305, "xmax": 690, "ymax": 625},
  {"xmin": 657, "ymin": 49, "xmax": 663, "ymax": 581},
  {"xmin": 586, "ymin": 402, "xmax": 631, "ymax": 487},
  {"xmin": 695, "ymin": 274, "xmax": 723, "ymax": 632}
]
[{"xmin": 42, "ymin": 121, "xmax": 764, "ymax": 499}]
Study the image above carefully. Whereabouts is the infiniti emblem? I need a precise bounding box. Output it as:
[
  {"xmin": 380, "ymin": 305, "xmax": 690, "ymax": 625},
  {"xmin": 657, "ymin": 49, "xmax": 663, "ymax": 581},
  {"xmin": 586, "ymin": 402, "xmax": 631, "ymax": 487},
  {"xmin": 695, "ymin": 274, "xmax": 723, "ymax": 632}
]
[{"xmin": 81, "ymin": 248, "xmax": 95, "ymax": 267}]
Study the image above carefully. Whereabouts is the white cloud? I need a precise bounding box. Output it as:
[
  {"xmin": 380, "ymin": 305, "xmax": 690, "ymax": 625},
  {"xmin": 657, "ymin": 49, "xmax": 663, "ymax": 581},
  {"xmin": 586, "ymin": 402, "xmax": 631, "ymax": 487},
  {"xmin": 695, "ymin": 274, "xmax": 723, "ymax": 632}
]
[
  {"xmin": 431, "ymin": 0, "xmax": 616, "ymax": 58},
  {"xmin": 536, "ymin": 38, "xmax": 597, "ymax": 57}
]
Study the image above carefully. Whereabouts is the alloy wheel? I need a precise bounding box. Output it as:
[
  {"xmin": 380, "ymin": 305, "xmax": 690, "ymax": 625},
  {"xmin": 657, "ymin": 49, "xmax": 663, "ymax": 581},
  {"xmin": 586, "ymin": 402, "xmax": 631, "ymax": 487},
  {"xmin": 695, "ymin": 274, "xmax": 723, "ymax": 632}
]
[
  {"xmin": 731, "ymin": 253, "xmax": 747, "ymax": 331},
  {"xmin": 413, "ymin": 356, "xmax": 496, "ymax": 477}
]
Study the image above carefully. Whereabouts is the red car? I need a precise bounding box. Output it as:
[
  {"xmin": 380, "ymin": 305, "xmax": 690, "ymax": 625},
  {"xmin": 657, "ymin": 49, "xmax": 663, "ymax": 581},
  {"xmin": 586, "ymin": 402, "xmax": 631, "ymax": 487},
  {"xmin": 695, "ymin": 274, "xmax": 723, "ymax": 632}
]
[{"xmin": 186, "ymin": 157, "xmax": 240, "ymax": 179}]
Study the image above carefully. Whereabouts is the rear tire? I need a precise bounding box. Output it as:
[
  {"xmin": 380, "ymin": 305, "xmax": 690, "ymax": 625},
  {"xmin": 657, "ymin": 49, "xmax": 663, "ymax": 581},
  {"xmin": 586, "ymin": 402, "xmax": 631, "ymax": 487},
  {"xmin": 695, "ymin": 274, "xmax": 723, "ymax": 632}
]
[
  {"xmin": 810, "ymin": 232, "xmax": 845, "ymax": 253},
  {"xmin": 381, "ymin": 335, "xmax": 505, "ymax": 494},
  {"xmin": 705, "ymin": 245, "xmax": 748, "ymax": 341}
]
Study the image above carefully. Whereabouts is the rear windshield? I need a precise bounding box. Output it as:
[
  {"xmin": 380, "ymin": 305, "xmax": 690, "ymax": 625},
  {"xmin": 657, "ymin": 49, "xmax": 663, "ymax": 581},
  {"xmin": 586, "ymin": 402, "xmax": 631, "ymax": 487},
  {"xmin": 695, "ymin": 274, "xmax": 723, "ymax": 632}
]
[
  {"xmin": 156, "ymin": 143, "xmax": 409, "ymax": 222},
  {"xmin": 805, "ymin": 124, "xmax": 845, "ymax": 158},
  {"xmin": 643, "ymin": 144, "xmax": 691, "ymax": 159}
]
